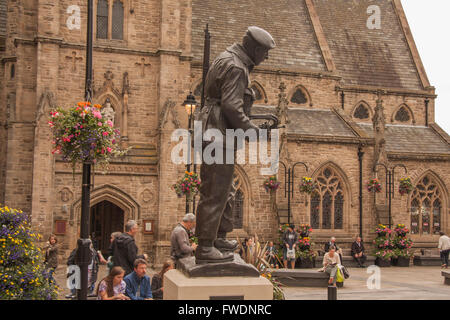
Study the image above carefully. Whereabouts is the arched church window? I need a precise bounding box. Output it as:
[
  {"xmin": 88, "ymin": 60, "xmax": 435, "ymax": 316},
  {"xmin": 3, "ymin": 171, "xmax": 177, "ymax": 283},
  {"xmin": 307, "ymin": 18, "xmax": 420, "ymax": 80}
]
[
  {"xmin": 309, "ymin": 166, "xmax": 346, "ymax": 230},
  {"xmin": 290, "ymin": 88, "xmax": 308, "ymax": 105},
  {"xmin": 112, "ymin": 0, "xmax": 124, "ymax": 40},
  {"xmin": 353, "ymin": 104, "xmax": 370, "ymax": 120},
  {"xmin": 96, "ymin": 0, "xmax": 109, "ymax": 39},
  {"xmin": 410, "ymin": 175, "xmax": 442, "ymax": 235},
  {"xmin": 232, "ymin": 174, "xmax": 244, "ymax": 229},
  {"xmin": 395, "ymin": 106, "xmax": 411, "ymax": 122}
]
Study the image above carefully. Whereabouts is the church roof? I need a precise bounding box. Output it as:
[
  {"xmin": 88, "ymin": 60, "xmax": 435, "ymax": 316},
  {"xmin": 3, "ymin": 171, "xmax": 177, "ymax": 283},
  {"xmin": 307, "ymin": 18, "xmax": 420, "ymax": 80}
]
[
  {"xmin": 357, "ymin": 123, "xmax": 450, "ymax": 155},
  {"xmin": 192, "ymin": 0, "xmax": 327, "ymax": 72},
  {"xmin": 192, "ymin": 0, "xmax": 424, "ymax": 90},
  {"xmin": 252, "ymin": 106, "xmax": 357, "ymax": 138}
]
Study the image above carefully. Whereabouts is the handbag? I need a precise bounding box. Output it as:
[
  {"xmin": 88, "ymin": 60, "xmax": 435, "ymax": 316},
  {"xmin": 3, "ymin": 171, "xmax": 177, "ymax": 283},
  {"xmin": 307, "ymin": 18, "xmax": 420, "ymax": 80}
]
[
  {"xmin": 286, "ymin": 248, "xmax": 296, "ymax": 259},
  {"xmin": 336, "ymin": 267, "xmax": 344, "ymax": 283},
  {"xmin": 338, "ymin": 264, "xmax": 350, "ymax": 279}
]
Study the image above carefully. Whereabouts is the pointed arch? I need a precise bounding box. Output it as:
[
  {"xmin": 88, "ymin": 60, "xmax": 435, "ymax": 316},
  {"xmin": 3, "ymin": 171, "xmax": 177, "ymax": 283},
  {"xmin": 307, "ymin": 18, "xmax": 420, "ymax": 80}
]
[
  {"xmin": 309, "ymin": 161, "xmax": 351, "ymax": 231},
  {"xmin": 351, "ymin": 100, "xmax": 372, "ymax": 121},
  {"xmin": 250, "ymin": 80, "xmax": 268, "ymax": 104},
  {"xmin": 409, "ymin": 171, "xmax": 447, "ymax": 235},
  {"xmin": 232, "ymin": 165, "xmax": 254, "ymax": 232},
  {"xmin": 95, "ymin": 91, "xmax": 123, "ymax": 133},
  {"xmin": 71, "ymin": 184, "xmax": 141, "ymax": 223},
  {"xmin": 391, "ymin": 103, "xmax": 415, "ymax": 124},
  {"xmin": 288, "ymin": 85, "xmax": 312, "ymax": 107}
]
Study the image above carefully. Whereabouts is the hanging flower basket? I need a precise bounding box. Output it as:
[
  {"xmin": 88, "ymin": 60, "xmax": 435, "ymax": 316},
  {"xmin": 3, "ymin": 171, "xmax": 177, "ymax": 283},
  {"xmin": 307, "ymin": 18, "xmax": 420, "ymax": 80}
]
[
  {"xmin": 367, "ymin": 178, "xmax": 382, "ymax": 193},
  {"xmin": 398, "ymin": 177, "xmax": 413, "ymax": 196},
  {"xmin": 172, "ymin": 171, "xmax": 201, "ymax": 200},
  {"xmin": 299, "ymin": 177, "xmax": 317, "ymax": 194},
  {"xmin": 263, "ymin": 176, "xmax": 280, "ymax": 193},
  {"xmin": 49, "ymin": 102, "xmax": 128, "ymax": 170}
]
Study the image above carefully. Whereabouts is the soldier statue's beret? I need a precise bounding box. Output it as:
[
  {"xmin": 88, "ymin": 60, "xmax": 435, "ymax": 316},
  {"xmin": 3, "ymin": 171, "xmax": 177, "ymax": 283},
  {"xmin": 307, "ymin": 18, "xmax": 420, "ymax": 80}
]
[{"xmin": 246, "ymin": 26, "xmax": 276, "ymax": 50}]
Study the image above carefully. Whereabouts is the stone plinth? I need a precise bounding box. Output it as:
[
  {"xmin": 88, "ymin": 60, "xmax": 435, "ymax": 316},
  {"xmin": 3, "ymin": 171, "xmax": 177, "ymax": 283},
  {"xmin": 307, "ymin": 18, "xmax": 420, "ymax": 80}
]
[
  {"xmin": 176, "ymin": 254, "xmax": 260, "ymax": 278},
  {"xmin": 163, "ymin": 269, "xmax": 273, "ymax": 300}
]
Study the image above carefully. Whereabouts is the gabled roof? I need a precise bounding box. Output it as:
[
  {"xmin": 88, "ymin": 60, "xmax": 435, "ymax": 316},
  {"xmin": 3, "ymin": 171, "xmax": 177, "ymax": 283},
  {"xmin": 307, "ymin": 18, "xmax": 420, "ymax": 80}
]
[{"xmin": 192, "ymin": 0, "xmax": 426, "ymax": 90}]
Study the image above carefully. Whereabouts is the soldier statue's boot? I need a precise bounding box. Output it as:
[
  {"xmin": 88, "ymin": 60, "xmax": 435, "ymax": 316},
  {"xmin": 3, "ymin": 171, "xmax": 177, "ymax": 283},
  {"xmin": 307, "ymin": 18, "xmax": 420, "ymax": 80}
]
[
  {"xmin": 195, "ymin": 242, "xmax": 234, "ymax": 264},
  {"xmin": 214, "ymin": 238, "xmax": 238, "ymax": 253}
]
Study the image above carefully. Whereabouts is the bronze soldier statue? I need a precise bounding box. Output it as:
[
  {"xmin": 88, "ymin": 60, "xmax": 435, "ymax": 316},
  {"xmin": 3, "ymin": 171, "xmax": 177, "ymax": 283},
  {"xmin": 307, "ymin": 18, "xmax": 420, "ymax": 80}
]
[{"xmin": 195, "ymin": 26, "xmax": 276, "ymax": 264}]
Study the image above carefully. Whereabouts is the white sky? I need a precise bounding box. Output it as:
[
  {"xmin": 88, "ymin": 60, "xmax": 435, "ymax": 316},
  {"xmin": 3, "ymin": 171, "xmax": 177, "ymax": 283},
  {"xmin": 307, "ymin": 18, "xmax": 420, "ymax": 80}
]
[{"xmin": 402, "ymin": 0, "xmax": 450, "ymax": 133}]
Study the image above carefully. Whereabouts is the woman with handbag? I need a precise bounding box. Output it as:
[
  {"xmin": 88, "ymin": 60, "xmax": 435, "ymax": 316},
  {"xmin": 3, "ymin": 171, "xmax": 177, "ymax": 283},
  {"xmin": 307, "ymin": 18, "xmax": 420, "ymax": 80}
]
[
  {"xmin": 321, "ymin": 246, "xmax": 341, "ymax": 285},
  {"xmin": 282, "ymin": 225, "xmax": 298, "ymax": 269}
]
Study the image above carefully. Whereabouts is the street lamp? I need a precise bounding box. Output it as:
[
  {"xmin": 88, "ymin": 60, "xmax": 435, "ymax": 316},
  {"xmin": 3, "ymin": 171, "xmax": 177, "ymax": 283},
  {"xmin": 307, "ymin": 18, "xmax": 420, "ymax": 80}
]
[
  {"xmin": 375, "ymin": 163, "xmax": 407, "ymax": 229},
  {"xmin": 278, "ymin": 161, "xmax": 309, "ymax": 225},
  {"xmin": 182, "ymin": 92, "xmax": 198, "ymax": 213}
]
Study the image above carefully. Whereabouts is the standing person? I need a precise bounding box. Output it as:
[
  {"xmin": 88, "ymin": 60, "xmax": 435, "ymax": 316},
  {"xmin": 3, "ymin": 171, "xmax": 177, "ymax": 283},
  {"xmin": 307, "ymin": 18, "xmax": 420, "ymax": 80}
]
[
  {"xmin": 96, "ymin": 266, "xmax": 130, "ymax": 300},
  {"xmin": 438, "ymin": 232, "xmax": 450, "ymax": 268},
  {"xmin": 321, "ymin": 246, "xmax": 341, "ymax": 285},
  {"xmin": 124, "ymin": 259, "xmax": 153, "ymax": 300},
  {"xmin": 351, "ymin": 236, "xmax": 367, "ymax": 268},
  {"xmin": 107, "ymin": 231, "xmax": 122, "ymax": 272},
  {"xmin": 283, "ymin": 225, "xmax": 298, "ymax": 269},
  {"xmin": 265, "ymin": 241, "xmax": 279, "ymax": 268},
  {"xmin": 44, "ymin": 234, "xmax": 59, "ymax": 285},
  {"xmin": 195, "ymin": 26, "xmax": 276, "ymax": 264},
  {"xmin": 151, "ymin": 259, "xmax": 175, "ymax": 300},
  {"xmin": 324, "ymin": 237, "xmax": 343, "ymax": 265},
  {"xmin": 239, "ymin": 238, "xmax": 248, "ymax": 260},
  {"xmin": 111, "ymin": 220, "xmax": 148, "ymax": 275},
  {"xmin": 170, "ymin": 213, "xmax": 197, "ymax": 264}
]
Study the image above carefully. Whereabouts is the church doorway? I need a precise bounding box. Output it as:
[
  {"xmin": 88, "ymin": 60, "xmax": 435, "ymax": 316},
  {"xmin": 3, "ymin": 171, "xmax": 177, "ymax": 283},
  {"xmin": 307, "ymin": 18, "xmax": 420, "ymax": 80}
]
[{"xmin": 90, "ymin": 200, "xmax": 124, "ymax": 256}]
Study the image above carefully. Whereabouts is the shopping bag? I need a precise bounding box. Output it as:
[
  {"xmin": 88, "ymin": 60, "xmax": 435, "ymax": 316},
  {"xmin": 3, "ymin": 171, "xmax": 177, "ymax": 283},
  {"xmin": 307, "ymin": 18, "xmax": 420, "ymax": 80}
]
[
  {"xmin": 286, "ymin": 248, "xmax": 296, "ymax": 259},
  {"xmin": 336, "ymin": 267, "xmax": 344, "ymax": 283}
]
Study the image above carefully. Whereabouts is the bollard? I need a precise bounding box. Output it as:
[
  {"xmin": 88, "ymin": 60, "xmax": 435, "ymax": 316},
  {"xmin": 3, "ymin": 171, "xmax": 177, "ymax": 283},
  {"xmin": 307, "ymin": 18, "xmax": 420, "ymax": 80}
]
[{"xmin": 328, "ymin": 285, "xmax": 337, "ymax": 300}]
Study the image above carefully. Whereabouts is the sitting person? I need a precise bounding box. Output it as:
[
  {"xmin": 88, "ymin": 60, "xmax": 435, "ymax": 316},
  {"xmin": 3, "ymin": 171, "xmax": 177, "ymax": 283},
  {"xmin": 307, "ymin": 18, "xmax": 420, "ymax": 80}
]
[
  {"xmin": 124, "ymin": 259, "xmax": 153, "ymax": 300},
  {"xmin": 265, "ymin": 241, "xmax": 279, "ymax": 268},
  {"xmin": 96, "ymin": 266, "xmax": 130, "ymax": 300},
  {"xmin": 151, "ymin": 259, "xmax": 175, "ymax": 300},
  {"xmin": 324, "ymin": 236, "xmax": 343, "ymax": 264},
  {"xmin": 321, "ymin": 246, "xmax": 341, "ymax": 285},
  {"xmin": 351, "ymin": 236, "xmax": 367, "ymax": 268},
  {"xmin": 243, "ymin": 237, "xmax": 260, "ymax": 265}
]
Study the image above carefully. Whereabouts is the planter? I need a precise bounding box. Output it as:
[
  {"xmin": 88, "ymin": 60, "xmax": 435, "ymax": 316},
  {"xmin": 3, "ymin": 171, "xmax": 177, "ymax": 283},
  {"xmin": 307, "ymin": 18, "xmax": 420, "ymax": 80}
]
[
  {"xmin": 375, "ymin": 257, "xmax": 391, "ymax": 267},
  {"xmin": 295, "ymin": 257, "xmax": 315, "ymax": 268},
  {"xmin": 392, "ymin": 256, "xmax": 410, "ymax": 267}
]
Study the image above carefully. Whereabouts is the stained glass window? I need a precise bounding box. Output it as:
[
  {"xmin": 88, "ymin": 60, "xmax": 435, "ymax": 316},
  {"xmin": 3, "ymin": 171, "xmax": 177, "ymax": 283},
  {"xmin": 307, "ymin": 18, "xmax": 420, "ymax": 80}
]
[
  {"xmin": 354, "ymin": 104, "xmax": 370, "ymax": 119},
  {"xmin": 290, "ymin": 88, "xmax": 307, "ymax": 104},
  {"xmin": 410, "ymin": 175, "xmax": 442, "ymax": 235},
  {"xmin": 96, "ymin": 0, "xmax": 108, "ymax": 39},
  {"xmin": 112, "ymin": 0, "xmax": 124, "ymax": 40},
  {"xmin": 395, "ymin": 106, "xmax": 411, "ymax": 122},
  {"xmin": 309, "ymin": 167, "xmax": 345, "ymax": 230}
]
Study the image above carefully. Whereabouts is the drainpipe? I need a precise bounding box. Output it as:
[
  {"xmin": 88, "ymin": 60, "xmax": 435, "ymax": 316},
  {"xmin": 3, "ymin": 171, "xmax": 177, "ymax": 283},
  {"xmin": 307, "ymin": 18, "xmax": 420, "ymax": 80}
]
[
  {"xmin": 341, "ymin": 91, "xmax": 345, "ymax": 110},
  {"xmin": 358, "ymin": 146, "xmax": 364, "ymax": 238}
]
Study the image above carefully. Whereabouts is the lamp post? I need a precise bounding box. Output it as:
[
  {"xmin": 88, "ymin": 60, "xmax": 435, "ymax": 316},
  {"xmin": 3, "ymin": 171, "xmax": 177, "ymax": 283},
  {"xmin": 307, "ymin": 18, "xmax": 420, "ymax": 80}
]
[
  {"xmin": 278, "ymin": 161, "xmax": 309, "ymax": 225},
  {"xmin": 374, "ymin": 163, "xmax": 407, "ymax": 229},
  {"xmin": 182, "ymin": 92, "xmax": 198, "ymax": 214},
  {"xmin": 76, "ymin": 0, "xmax": 94, "ymax": 300}
]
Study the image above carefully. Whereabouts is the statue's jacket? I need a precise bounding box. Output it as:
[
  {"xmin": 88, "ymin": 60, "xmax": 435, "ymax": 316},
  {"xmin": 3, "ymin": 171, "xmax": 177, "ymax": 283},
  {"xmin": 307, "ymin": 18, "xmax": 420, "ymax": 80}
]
[{"xmin": 197, "ymin": 43, "xmax": 259, "ymax": 138}]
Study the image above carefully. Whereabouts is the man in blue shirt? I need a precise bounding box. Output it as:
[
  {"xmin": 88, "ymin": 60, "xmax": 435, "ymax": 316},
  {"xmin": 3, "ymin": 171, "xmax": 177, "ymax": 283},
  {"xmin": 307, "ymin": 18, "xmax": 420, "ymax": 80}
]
[{"xmin": 124, "ymin": 259, "xmax": 153, "ymax": 300}]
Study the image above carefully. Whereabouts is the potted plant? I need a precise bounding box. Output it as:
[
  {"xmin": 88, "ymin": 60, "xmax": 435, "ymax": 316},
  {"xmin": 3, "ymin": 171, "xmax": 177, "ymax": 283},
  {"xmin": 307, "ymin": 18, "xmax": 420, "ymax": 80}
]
[
  {"xmin": 367, "ymin": 178, "xmax": 382, "ymax": 193},
  {"xmin": 263, "ymin": 176, "xmax": 280, "ymax": 193},
  {"xmin": 398, "ymin": 177, "xmax": 413, "ymax": 196},
  {"xmin": 391, "ymin": 224, "xmax": 413, "ymax": 267},
  {"xmin": 172, "ymin": 171, "xmax": 201, "ymax": 200},
  {"xmin": 374, "ymin": 249, "xmax": 394, "ymax": 267},
  {"xmin": 295, "ymin": 249, "xmax": 316, "ymax": 268},
  {"xmin": 297, "ymin": 224, "xmax": 312, "ymax": 238},
  {"xmin": 392, "ymin": 249, "xmax": 413, "ymax": 267},
  {"xmin": 375, "ymin": 224, "xmax": 392, "ymax": 238},
  {"xmin": 299, "ymin": 177, "xmax": 317, "ymax": 194}
]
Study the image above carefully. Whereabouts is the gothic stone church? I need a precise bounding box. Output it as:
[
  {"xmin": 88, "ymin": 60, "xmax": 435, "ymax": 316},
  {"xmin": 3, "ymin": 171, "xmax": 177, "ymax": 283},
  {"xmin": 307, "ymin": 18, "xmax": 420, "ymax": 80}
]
[{"xmin": 0, "ymin": 0, "xmax": 449, "ymax": 265}]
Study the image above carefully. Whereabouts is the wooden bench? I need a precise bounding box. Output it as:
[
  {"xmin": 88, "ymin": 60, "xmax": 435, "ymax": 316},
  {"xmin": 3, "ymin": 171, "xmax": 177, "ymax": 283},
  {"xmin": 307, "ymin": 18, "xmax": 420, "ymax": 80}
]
[
  {"xmin": 271, "ymin": 269, "xmax": 344, "ymax": 288},
  {"xmin": 442, "ymin": 271, "xmax": 450, "ymax": 285}
]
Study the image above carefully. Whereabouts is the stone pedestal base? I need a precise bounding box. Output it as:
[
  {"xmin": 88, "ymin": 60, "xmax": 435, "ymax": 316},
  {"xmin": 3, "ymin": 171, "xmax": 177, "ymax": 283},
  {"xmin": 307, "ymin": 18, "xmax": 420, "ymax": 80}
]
[{"xmin": 164, "ymin": 269, "xmax": 273, "ymax": 300}]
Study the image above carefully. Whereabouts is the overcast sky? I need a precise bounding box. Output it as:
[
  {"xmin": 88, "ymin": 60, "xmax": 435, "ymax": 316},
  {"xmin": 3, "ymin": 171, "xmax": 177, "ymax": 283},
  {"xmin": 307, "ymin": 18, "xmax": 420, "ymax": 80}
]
[{"xmin": 402, "ymin": 0, "xmax": 450, "ymax": 133}]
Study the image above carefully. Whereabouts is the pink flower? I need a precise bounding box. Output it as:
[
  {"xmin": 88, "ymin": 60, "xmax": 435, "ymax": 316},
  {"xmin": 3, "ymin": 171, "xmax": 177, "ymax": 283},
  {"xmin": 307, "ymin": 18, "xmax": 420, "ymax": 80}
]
[
  {"xmin": 107, "ymin": 120, "xmax": 113, "ymax": 127},
  {"xmin": 102, "ymin": 131, "xmax": 109, "ymax": 136},
  {"xmin": 98, "ymin": 122, "xmax": 102, "ymax": 126},
  {"xmin": 93, "ymin": 111, "xmax": 102, "ymax": 119},
  {"xmin": 107, "ymin": 147, "xmax": 112, "ymax": 153}
]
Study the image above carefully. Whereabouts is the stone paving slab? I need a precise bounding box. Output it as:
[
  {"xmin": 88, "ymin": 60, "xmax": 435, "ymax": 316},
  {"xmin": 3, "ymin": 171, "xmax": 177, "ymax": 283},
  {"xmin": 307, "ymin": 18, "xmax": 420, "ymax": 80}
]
[{"xmin": 282, "ymin": 266, "xmax": 450, "ymax": 300}]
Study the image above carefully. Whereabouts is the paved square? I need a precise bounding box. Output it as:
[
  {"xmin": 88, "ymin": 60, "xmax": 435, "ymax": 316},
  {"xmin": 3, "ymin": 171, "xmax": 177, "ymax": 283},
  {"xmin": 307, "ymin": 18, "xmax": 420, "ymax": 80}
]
[{"xmin": 282, "ymin": 266, "xmax": 450, "ymax": 300}]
